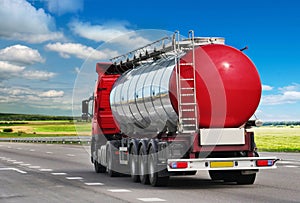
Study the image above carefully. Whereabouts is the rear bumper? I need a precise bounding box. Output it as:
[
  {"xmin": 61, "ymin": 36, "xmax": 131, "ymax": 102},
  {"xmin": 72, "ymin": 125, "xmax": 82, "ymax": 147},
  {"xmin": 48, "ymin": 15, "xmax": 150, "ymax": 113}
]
[{"xmin": 167, "ymin": 157, "xmax": 279, "ymax": 171}]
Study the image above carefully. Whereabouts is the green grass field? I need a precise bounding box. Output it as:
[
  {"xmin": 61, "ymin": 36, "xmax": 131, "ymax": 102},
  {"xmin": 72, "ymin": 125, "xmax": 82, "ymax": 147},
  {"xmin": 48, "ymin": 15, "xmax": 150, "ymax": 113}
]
[
  {"xmin": 0, "ymin": 121, "xmax": 91, "ymax": 137},
  {"xmin": 0, "ymin": 121, "xmax": 299, "ymax": 152},
  {"xmin": 253, "ymin": 126, "xmax": 300, "ymax": 152}
]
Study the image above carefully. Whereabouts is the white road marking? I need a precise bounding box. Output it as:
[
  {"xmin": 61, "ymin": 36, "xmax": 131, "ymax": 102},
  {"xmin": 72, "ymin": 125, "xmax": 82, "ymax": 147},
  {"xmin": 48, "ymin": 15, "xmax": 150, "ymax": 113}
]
[
  {"xmin": 0, "ymin": 145, "xmax": 3, "ymax": 147},
  {"xmin": 28, "ymin": 166, "xmax": 41, "ymax": 169},
  {"xmin": 46, "ymin": 152, "xmax": 53, "ymax": 154},
  {"xmin": 66, "ymin": 154, "xmax": 75, "ymax": 157},
  {"xmin": 51, "ymin": 172, "xmax": 67, "ymax": 176},
  {"xmin": 283, "ymin": 165, "xmax": 299, "ymax": 168},
  {"xmin": 66, "ymin": 177, "xmax": 83, "ymax": 180},
  {"xmin": 137, "ymin": 198, "xmax": 167, "ymax": 202},
  {"xmin": 84, "ymin": 182, "xmax": 104, "ymax": 186},
  {"xmin": 20, "ymin": 164, "xmax": 31, "ymax": 166},
  {"xmin": 7, "ymin": 159, "xmax": 17, "ymax": 162},
  {"xmin": 107, "ymin": 189, "xmax": 131, "ymax": 193},
  {"xmin": 30, "ymin": 149, "xmax": 35, "ymax": 152},
  {"xmin": 17, "ymin": 148, "xmax": 22, "ymax": 150},
  {"xmin": 39, "ymin": 169, "xmax": 53, "ymax": 172},
  {"xmin": 7, "ymin": 146, "xmax": 11, "ymax": 149},
  {"xmin": 0, "ymin": 167, "xmax": 27, "ymax": 174},
  {"xmin": 13, "ymin": 162, "xmax": 24, "ymax": 164}
]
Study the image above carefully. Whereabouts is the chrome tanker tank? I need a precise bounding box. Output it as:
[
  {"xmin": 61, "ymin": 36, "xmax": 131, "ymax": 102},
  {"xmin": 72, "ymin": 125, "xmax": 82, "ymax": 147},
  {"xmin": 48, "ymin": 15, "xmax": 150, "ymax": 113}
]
[{"xmin": 110, "ymin": 44, "xmax": 261, "ymax": 136}]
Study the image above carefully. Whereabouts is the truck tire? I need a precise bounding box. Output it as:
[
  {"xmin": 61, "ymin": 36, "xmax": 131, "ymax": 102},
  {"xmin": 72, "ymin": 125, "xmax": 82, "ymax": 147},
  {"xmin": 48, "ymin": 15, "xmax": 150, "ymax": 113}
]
[
  {"xmin": 94, "ymin": 160, "xmax": 106, "ymax": 173},
  {"xmin": 236, "ymin": 173, "xmax": 256, "ymax": 185},
  {"xmin": 148, "ymin": 145, "xmax": 169, "ymax": 187},
  {"xmin": 186, "ymin": 171, "xmax": 197, "ymax": 175},
  {"xmin": 107, "ymin": 144, "xmax": 118, "ymax": 177},
  {"xmin": 129, "ymin": 146, "xmax": 140, "ymax": 182},
  {"xmin": 173, "ymin": 170, "xmax": 197, "ymax": 176},
  {"xmin": 210, "ymin": 170, "xmax": 256, "ymax": 185},
  {"xmin": 139, "ymin": 146, "xmax": 149, "ymax": 185},
  {"xmin": 209, "ymin": 170, "xmax": 224, "ymax": 181},
  {"xmin": 223, "ymin": 171, "xmax": 256, "ymax": 185}
]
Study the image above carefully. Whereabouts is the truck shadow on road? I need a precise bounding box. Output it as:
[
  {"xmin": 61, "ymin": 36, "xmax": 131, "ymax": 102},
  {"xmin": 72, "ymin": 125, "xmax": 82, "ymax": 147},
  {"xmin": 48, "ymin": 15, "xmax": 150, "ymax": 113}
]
[
  {"xmin": 164, "ymin": 176, "xmax": 253, "ymax": 190},
  {"xmin": 82, "ymin": 171, "xmax": 254, "ymax": 190}
]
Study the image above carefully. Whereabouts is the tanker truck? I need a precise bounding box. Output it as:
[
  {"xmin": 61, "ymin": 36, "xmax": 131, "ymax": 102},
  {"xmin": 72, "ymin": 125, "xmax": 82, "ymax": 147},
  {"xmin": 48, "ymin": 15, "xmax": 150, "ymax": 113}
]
[{"xmin": 82, "ymin": 31, "xmax": 278, "ymax": 186}]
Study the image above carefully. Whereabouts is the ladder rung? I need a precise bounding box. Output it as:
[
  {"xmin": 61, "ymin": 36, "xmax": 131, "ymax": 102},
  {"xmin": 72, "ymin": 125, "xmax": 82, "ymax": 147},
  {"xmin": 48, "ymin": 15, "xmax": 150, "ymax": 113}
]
[
  {"xmin": 181, "ymin": 118, "xmax": 196, "ymax": 120},
  {"xmin": 181, "ymin": 87, "xmax": 194, "ymax": 90},
  {"xmin": 181, "ymin": 94, "xmax": 194, "ymax": 96},
  {"xmin": 181, "ymin": 109, "xmax": 195, "ymax": 112},
  {"xmin": 180, "ymin": 78, "xmax": 194, "ymax": 81},
  {"xmin": 180, "ymin": 103, "xmax": 196, "ymax": 105},
  {"xmin": 180, "ymin": 63, "xmax": 193, "ymax": 66},
  {"xmin": 182, "ymin": 124, "xmax": 196, "ymax": 127},
  {"xmin": 180, "ymin": 130, "xmax": 196, "ymax": 133}
]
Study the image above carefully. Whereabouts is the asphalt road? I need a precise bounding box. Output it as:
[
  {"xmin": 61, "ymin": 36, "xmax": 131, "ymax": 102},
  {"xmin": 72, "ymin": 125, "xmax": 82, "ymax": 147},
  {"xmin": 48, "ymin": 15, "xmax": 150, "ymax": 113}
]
[{"xmin": 0, "ymin": 142, "xmax": 299, "ymax": 203}]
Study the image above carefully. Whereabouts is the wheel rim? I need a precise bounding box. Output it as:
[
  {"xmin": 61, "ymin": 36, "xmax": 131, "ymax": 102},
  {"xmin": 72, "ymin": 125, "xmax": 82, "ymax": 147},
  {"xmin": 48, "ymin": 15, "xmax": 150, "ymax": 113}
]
[
  {"xmin": 140, "ymin": 156, "xmax": 145, "ymax": 175},
  {"xmin": 149, "ymin": 155, "xmax": 155, "ymax": 182},
  {"xmin": 108, "ymin": 150, "xmax": 112, "ymax": 170},
  {"xmin": 130, "ymin": 153, "xmax": 136, "ymax": 176}
]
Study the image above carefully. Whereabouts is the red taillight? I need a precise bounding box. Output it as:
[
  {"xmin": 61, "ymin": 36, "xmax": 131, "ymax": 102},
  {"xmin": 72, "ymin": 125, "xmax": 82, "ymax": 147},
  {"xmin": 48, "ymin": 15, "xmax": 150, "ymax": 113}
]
[
  {"xmin": 256, "ymin": 160, "xmax": 274, "ymax": 167},
  {"xmin": 169, "ymin": 162, "xmax": 188, "ymax": 169}
]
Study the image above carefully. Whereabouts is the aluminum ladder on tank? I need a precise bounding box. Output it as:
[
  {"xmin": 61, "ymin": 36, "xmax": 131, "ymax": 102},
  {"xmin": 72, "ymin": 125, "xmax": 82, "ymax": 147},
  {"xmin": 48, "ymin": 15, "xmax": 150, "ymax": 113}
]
[{"xmin": 175, "ymin": 31, "xmax": 198, "ymax": 133}]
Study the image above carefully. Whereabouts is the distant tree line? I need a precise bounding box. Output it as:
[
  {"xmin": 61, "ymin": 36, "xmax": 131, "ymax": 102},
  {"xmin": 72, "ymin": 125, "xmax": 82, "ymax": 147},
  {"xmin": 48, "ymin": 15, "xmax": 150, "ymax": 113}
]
[
  {"xmin": 0, "ymin": 113, "xmax": 74, "ymax": 121},
  {"xmin": 0, "ymin": 113, "xmax": 299, "ymax": 125},
  {"xmin": 263, "ymin": 121, "xmax": 300, "ymax": 126}
]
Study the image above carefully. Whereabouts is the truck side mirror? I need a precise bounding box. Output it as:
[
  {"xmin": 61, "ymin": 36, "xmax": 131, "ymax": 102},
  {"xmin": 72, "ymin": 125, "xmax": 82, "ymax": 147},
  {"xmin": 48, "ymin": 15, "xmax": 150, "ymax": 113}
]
[{"xmin": 82, "ymin": 100, "xmax": 90, "ymax": 120}]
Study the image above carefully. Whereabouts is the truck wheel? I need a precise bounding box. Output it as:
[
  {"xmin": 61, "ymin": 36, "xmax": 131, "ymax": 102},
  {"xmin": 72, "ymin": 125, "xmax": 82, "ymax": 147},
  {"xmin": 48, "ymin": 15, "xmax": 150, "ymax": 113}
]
[
  {"xmin": 212, "ymin": 170, "xmax": 256, "ymax": 185},
  {"xmin": 185, "ymin": 171, "xmax": 197, "ymax": 176},
  {"xmin": 107, "ymin": 146, "xmax": 118, "ymax": 177},
  {"xmin": 221, "ymin": 171, "xmax": 238, "ymax": 183},
  {"xmin": 129, "ymin": 147, "xmax": 140, "ymax": 182},
  {"xmin": 138, "ymin": 146, "xmax": 149, "ymax": 184},
  {"xmin": 94, "ymin": 160, "xmax": 106, "ymax": 173},
  {"xmin": 209, "ymin": 170, "xmax": 224, "ymax": 181},
  {"xmin": 148, "ymin": 145, "xmax": 169, "ymax": 187},
  {"xmin": 236, "ymin": 173, "xmax": 256, "ymax": 185}
]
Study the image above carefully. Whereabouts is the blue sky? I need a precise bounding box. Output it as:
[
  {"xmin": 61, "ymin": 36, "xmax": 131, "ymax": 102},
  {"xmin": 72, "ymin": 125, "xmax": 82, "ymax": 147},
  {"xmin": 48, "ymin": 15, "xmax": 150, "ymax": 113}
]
[{"xmin": 0, "ymin": 0, "xmax": 299, "ymax": 121}]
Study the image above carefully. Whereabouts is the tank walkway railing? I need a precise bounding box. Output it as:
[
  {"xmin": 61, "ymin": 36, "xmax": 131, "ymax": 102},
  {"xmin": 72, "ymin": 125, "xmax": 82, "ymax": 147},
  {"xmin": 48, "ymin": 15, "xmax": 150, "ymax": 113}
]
[
  {"xmin": 109, "ymin": 31, "xmax": 224, "ymax": 67},
  {"xmin": 110, "ymin": 36, "xmax": 174, "ymax": 66}
]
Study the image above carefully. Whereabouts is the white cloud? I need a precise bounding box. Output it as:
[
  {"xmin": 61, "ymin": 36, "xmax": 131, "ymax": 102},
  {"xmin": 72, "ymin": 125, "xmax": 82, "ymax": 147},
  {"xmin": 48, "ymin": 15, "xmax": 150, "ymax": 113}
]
[
  {"xmin": 0, "ymin": 61, "xmax": 25, "ymax": 72},
  {"xmin": 0, "ymin": 86, "xmax": 69, "ymax": 113},
  {"xmin": 69, "ymin": 20, "xmax": 151, "ymax": 47},
  {"xmin": 261, "ymin": 84, "xmax": 300, "ymax": 105},
  {"xmin": 45, "ymin": 42, "xmax": 119, "ymax": 60},
  {"xmin": 262, "ymin": 84, "xmax": 273, "ymax": 91},
  {"xmin": 23, "ymin": 70, "xmax": 56, "ymax": 80},
  {"xmin": 70, "ymin": 20, "xmax": 131, "ymax": 42},
  {"xmin": 39, "ymin": 90, "xmax": 64, "ymax": 98},
  {"xmin": 0, "ymin": 0, "xmax": 64, "ymax": 43},
  {"xmin": 262, "ymin": 91, "xmax": 300, "ymax": 105},
  {"xmin": 0, "ymin": 45, "xmax": 45, "ymax": 65},
  {"xmin": 278, "ymin": 84, "xmax": 299, "ymax": 92},
  {"xmin": 74, "ymin": 67, "xmax": 80, "ymax": 74},
  {"xmin": 47, "ymin": 0, "xmax": 83, "ymax": 15},
  {"xmin": 0, "ymin": 61, "xmax": 55, "ymax": 81},
  {"xmin": 0, "ymin": 61, "xmax": 25, "ymax": 80},
  {"xmin": 0, "ymin": 86, "xmax": 35, "ymax": 96}
]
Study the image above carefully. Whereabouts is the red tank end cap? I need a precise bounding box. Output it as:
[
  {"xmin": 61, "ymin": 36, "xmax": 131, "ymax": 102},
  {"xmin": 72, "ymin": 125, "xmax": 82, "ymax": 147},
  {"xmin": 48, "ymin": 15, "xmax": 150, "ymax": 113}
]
[{"xmin": 169, "ymin": 44, "xmax": 262, "ymax": 128}]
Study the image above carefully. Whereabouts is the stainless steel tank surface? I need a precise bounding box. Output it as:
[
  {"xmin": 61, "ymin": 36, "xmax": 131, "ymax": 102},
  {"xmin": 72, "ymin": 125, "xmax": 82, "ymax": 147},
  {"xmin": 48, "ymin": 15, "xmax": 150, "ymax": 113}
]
[{"xmin": 110, "ymin": 56, "xmax": 178, "ymax": 136}]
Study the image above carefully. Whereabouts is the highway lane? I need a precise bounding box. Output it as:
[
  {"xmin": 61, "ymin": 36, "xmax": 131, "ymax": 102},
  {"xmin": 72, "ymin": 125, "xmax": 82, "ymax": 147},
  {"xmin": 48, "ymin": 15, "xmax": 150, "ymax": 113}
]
[{"xmin": 0, "ymin": 142, "xmax": 299, "ymax": 203}]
